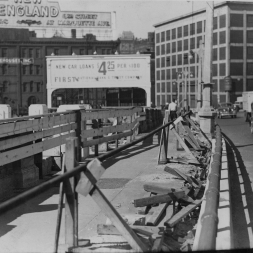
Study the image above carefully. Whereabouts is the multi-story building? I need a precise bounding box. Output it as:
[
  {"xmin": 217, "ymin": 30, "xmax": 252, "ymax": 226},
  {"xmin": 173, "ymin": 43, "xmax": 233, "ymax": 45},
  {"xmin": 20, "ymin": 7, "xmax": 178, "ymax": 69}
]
[{"xmin": 154, "ymin": 1, "xmax": 253, "ymax": 108}]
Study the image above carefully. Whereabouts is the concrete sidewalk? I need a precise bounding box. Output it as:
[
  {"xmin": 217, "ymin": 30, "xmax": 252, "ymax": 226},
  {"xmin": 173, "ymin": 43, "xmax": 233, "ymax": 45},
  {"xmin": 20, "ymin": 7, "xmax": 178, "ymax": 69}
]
[{"xmin": 0, "ymin": 131, "xmax": 197, "ymax": 253}]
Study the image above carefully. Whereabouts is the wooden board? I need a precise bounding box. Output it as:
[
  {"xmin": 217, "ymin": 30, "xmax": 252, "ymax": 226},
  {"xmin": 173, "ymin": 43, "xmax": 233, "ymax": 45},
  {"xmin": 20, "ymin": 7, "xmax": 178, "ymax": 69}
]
[
  {"xmin": 91, "ymin": 187, "xmax": 148, "ymax": 252},
  {"xmin": 164, "ymin": 199, "xmax": 202, "ymax": 227},
  {"xmin": 0, "ymin": 132, "xmax": 75, "ymax": 166},
  {"xmin": 134, "ymin": 191, "xmax": 185, "ymax": 207},
  {"xmin": 146, "ymin": 201, "xmax": 172, "ymax": 226}
]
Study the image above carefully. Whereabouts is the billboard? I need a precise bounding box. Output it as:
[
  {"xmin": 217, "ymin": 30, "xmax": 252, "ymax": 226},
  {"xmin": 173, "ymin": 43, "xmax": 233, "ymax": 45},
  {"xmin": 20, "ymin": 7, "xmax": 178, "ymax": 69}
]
[
  {"xmin": 46, "ymin": 55, "xmax": 151, "ymax": 107},
  {"xmin": 0, "ymin": 0, "xmax": 111, "ymax": 28}
]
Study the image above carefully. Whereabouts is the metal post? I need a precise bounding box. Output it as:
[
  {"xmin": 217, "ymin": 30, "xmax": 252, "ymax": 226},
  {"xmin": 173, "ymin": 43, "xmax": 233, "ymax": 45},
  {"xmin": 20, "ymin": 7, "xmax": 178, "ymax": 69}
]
[
  {"xmin": 184, "ymin": 68, "xmax": 187, "ymax": 110},
  {"xmin": 198, "ymin": 1, "xmax": 216, "ymax": 134}
]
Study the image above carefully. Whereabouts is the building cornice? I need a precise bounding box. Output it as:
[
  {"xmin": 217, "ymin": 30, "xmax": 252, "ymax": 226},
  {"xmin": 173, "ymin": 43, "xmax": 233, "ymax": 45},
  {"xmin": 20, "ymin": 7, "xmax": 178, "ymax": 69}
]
[{"xmin": 153, "ymin": 1, "xmax": 251, "ymax": 28}]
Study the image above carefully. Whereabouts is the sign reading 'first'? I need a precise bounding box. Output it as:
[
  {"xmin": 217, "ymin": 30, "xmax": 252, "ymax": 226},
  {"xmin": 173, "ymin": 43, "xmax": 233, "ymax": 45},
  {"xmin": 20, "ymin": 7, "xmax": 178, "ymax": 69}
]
[{"xmin": 0, "ymin": 0, "xmax": 111, "ymax": 28}]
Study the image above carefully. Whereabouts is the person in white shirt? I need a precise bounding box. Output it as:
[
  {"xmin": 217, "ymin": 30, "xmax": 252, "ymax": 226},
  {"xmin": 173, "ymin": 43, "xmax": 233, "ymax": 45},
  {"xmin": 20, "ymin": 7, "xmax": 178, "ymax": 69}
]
[{"xmin": 168, "ymin": 99, "xmax": 178, "ymax": 121}]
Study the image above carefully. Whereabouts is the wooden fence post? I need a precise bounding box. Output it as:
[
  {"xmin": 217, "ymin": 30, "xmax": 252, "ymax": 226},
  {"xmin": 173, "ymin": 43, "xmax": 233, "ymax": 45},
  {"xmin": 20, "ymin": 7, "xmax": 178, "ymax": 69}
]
[{"xmin": 65, "ymin": 137, "xmax": 79, "ymax": 248}]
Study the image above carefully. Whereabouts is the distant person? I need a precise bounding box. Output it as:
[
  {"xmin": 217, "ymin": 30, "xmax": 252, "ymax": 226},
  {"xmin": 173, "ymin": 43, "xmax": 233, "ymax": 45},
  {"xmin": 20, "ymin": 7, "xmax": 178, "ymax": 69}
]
[
  {"xmin": 150, "ymin": 102, "xmax": 156, "ymax": 108},
  {"xmin": 164, "ymin": 102, "xmax": 169, "ymax": 110},
  {"xmin": 168, "ymin": 98, "xmax": 178, "ymax": 121}
]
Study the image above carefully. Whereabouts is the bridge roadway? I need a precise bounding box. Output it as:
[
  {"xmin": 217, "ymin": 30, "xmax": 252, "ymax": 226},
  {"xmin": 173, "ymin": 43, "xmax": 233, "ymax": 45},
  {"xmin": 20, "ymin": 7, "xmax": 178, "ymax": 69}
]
[
  {"xmin": 217, "ymin": 111, "xmax": 253, "ymax": 250},
  {"xmin": 0, "ymin": 129, "xmax": 186, "ymax": 252}
]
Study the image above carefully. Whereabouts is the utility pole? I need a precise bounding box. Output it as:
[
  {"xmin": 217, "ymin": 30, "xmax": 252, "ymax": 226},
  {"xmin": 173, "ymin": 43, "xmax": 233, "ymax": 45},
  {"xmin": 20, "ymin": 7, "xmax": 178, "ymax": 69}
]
[{"xmin": 198, "ymin": 1, "xmax": 216, "ymax": 135}]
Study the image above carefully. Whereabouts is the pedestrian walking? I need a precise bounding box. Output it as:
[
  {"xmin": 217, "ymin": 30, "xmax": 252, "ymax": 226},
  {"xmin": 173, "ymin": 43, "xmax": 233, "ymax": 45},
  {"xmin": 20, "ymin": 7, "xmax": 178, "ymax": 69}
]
[
  {"xmin": 164, "ymin": 102, "xmax": 169, "ymax": 110},
  {"xmin": 168, "ymin": 98, "xmax": 178, "ymax": 121}
]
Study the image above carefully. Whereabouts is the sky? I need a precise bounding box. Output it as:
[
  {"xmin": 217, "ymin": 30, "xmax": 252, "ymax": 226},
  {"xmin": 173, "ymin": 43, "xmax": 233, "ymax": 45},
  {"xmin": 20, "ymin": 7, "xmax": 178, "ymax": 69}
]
[{"xmin": 57, "ymin": 0, "xmax": 211, "ymax": 39}]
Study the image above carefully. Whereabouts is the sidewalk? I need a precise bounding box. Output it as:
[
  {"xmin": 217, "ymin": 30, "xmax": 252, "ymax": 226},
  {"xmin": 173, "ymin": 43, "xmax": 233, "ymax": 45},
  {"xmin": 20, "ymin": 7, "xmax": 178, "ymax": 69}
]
[{"xmin": 0, "ymin": 130, "xmax": 197, "ymax": 253}]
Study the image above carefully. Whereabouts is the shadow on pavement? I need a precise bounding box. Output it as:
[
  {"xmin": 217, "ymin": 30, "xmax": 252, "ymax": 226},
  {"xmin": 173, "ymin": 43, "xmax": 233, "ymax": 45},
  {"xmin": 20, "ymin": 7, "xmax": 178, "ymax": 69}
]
[
  {"xmin": 0, "ymin": 185, "xmax": 60, "ymax": 238},
  {"xmin": 223, "ymin": 133, "xmax": 253, "ymax": 249}
]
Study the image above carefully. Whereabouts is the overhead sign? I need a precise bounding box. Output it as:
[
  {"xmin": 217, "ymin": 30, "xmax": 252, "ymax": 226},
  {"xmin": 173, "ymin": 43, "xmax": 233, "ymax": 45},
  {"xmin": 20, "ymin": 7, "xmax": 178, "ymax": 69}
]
[
  {"xmin": 0, "ymin": 57, "xmax": 34, "ymax": 64},
  {"xmin": 47, "ymin": 55, "xmax": 150, "ymax": 89},
  {"xmin": 0, "ymin": 0, "xmax": 111, "ymax": 28}
]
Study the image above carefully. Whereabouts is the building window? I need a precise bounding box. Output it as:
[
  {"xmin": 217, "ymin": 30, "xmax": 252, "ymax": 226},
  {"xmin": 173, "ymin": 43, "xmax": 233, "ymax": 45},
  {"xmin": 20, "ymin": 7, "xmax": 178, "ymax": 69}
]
[
  {"xmin": 247, "ymin": 47, "xmax": 253, "ymax": 59},
  {"xmin": 156, "ymin": 33, "xmax": 160, "ymax": 43},
  {"xmin": 183, "ymin": 25, "xmax": 188, "ymax": 37},
  {"xmin": 156, "ymin": 45, "xmax": 160, "ymax": 56},
  {"xmin": 161, "ymin": 31, "xmax": 165, "ymax": 42},
  {"xmin": 213, "ymin": 33, "xmax": 217, "ymax": 45},
  {"xmin": 167, "ymin": 82, "xmax": 171, "ymax": 92},
  {"xmin": 219, "ymin": 14, "xmax": 226, "ymax": 28},
  {"xmin": 80, "ymin": 49, "xmax": 85, "ymax": 55},
  {"xmin": 219, "ymin": 47, "xmax": 226, "ymax": 60},
  {"xmin": 177, "ymin": 40, "xmax": 182, "ymax": 52},
  {"xmin": 190, "ymin": 23, "xmax": 195, "ymax": 35},
  {"xmin": 178, "ymin": 54, "xmax": 182, "ymax": 65},
  {"xmin": 157, "ymin": 83, "xmax": 160, "ymax": 92},
  {"xmin": 2, "ymin": 48, "xmax": 7, "ymax": 57},
  {"xmin": 231, "ymin": 14, "xmax": 243, "ymax": 27},
  {"xmin": 247, "ymin": 63, "xmax": 253, "ymax": 75},
  {"xmin": 190, "ymin": 37, "xmax": 195, "ymax": 49},
  {"xmin": 166, "ymin": 57, "xmax": 170, "ymax": 67},
  {"xmin": 230, "ymin": 46, "xmax": 242, "ymax": 60},
  {"xmin": 166, "ymin": 43, "xmax": 170, "ymax": 54},
  {"xmin": 231, "ymin": 31, "xmax": 243, "ymax": 43},
  {"xmin": 172, "ymin": 69, "xmax": 177, "ymax": 79},
  {"xmin": 161, "ymin": 44, "xmax": 165, "ymax": 55},
  {"xmin": 29, "ymin": 65, "xmax": 33, "ymax": 75},
  {"xmin": 166, "ymin": 69, "xmax": 170, "ymax": 79},
  {"xmin": 247, "ymin": 31, "xmax": 253, "ymax": 43},
  {"xmin": 219, "ymin": 31, "xmax": 226, "ymax": 44},
  {"xmin": 22, "ymin": 48, "xmax": 27, "ymax": 57},
  {"xmin": 35, "ymin": 65, "xmax": 40, "ymax": 75},
  {"xmin": 247, "ymin": 79, "xmax": 253, "ymax": 91},
  {"xmin": 161, "ymin": 70, "xmax": 165, "ymax": 80},
  {"xmin": 161, "ymin": 82, "xmax": 165, "ymax": 93},
  {"xmin": 172, "ymin": 42, "xmax": 176, "ymax": 53},
  {"xmin": 35, "ymin": 48, "xmax": 41, "ymax": 58},
  {"xmin": 172, "ymin": 28, "xmax": 176, "ymax": 40},
  {"xmin": 213, "ymin": 17, "xmax": 217, "ymax": 30},
  {"xmin": 157, "ymin": 71, "xmax": 160, "ymax": 81},
  {"xmin": 54, "ymin": 49, "xmax": 59, "ymax": 55},
  {"xmin": 2, "ymin": 64, "xmax": 7, "ymax": 75},
  {"xmin": 36, "ymin": 82, "xmax": 41, "ymax": 92},
  {"xmin": 197, "ymin": 21, "xmax": 202, "ymax": 34},
  {"xmin": 213, "ymin": 64, "xmax": 217, "ymax": 77},
  {"xmin": 219, "ymin": 63, "xmax": 226, "ymax": 76},
  {"xmin": 166, "ymin": 30, "xmax": 170, "ymax": 41},
  {"xmin": 230, "ymin": 63, "xmax": 243, "ymax": 75},
  {"xmin": 184, "ymin": 39, "xmax": 188, "ymax": 51},
  {"xmin": 177, "ymin": 27, "xmax": 182, "ymax": 38},
  {"xmin": 23, "ymin": 83, "xmax": 27, "ymax": 92},
  {"xmin": 247, "ymin": 15, "xmax": 253, "ymax": 27},
  {"xmin": 102, "ymin": 49, "xmax": 106, "ymax": 55},
  {"xmin": 30, "ymin": 81, "xmax": 33, "ymax": 92},
  {"xmin": 197, "ymin": 36, "xmax": 202, "ymax": 47},
  {"xmin": 172, "ymin": 55, "xmax": 176, "ymax": 66},
  {"xmin": 213, "ymin": 48, "xmax": 217, "ymax": 61},
  {"xmin": 29, "ymin": 49, "xmax": 33, "ymax": 58},
  {"xmin": 161, "ymin": 57, "xmax": 165, "ymax": 68},
  {"xmin": 107, "ymin": 49, "xmax": 111, "ymax": 55},
  {"xmin": 3, "ymin": 81, "xmax": 8, "ymax": 92},
  {"xmin": 156, "ymin": 58, "xmax": 160, "ymax": 68}
]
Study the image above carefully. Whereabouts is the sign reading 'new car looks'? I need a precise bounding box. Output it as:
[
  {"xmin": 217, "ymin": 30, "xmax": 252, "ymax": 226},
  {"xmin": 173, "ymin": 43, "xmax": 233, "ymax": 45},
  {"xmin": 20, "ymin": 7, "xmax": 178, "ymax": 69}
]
[{"xmin": 0, "ymin": 0, "xmax": 111, "ymax": 28}]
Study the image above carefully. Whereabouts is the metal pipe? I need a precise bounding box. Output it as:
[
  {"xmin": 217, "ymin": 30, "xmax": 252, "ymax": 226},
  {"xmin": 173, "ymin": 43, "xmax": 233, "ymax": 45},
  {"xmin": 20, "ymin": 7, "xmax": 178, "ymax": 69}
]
[{"xmin": 197, "ymin": 125, "xmax": 222, "ymax": 250}]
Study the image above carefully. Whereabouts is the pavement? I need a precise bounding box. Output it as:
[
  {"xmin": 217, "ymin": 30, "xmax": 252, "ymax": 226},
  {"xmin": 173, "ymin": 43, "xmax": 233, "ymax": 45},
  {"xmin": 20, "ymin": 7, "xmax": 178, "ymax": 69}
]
[
  {"xmin": 0, "ymin": 127, "xmax": 206, "ymax": 253},
  {"xmin": 217, "ymin": 111, "xmax": 253, "ymax": 250}
]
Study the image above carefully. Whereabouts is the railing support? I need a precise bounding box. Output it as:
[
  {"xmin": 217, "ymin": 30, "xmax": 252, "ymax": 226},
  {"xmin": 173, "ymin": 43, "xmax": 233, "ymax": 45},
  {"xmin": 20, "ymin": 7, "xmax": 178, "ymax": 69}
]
[{"xmin": 65, "ymin": 137, "xmax": 79, "ymax": 248}]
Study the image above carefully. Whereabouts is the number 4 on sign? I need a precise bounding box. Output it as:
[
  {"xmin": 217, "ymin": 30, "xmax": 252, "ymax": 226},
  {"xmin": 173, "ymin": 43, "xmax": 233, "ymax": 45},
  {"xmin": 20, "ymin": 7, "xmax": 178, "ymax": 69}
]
[{"xmin": 99, "ymin": 61, "xmax": 106, "ymax": 75}]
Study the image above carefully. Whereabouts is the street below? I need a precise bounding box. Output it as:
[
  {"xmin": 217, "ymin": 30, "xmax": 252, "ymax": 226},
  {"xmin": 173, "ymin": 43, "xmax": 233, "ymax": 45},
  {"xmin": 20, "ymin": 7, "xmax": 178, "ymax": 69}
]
[{"xmin": 216, "ymin": 111, "xmax": 253, "ymax": 249}]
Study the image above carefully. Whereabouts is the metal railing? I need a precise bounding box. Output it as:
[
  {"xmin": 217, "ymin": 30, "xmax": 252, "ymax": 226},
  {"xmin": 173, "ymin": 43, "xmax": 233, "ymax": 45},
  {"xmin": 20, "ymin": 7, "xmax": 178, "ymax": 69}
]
[{"xmin": 196, "ymin": 124, "xmax": 222, "ymax": 250}]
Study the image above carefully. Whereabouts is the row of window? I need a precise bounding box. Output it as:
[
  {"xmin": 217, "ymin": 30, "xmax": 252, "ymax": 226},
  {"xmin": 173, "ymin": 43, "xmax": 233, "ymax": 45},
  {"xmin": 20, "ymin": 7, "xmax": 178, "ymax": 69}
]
[
  {"xmin": 0, "ymin": 48, "xmax": 114, "ymax": 58},
  {"xmin": 156, "ymin": 47, "xmax": 226, "ymax": 68},
  {"xmin": 23, "ymin": 82, "xmax": 42, "ymax": 92},
  {"xmin": 156, "ymin": 31, "xmax": 226, "ymax": 56},
  {"xmin": 1, "ymin": 64, "xmax": 42, "ymax": 75},
  {"xmin": 156, "ymin": 15, "xmax": 226, "ymax": 43}
]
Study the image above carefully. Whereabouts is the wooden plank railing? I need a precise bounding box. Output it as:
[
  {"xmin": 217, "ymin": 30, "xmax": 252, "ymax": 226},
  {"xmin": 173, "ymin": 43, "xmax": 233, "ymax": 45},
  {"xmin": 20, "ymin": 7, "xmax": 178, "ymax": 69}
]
[{"xmin": 0, "ymin": 107, "xmax": 146, "ymax": 168}]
